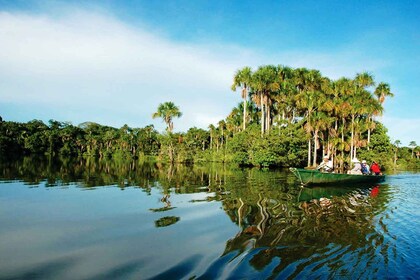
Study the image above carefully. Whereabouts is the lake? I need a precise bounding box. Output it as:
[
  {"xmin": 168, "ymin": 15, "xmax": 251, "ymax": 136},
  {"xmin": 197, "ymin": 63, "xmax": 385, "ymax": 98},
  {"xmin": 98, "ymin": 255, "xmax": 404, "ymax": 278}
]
[{"xmin": 0, "ymin": 157, "xmax": 419, "ymax": 279}]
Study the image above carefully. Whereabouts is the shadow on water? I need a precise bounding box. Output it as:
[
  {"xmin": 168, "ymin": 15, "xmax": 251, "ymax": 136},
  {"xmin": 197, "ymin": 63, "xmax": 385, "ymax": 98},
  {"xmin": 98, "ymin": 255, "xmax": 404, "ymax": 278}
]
[{"xmin": 0, "ymin": 156, "xmax": 395, "ymax": 279}]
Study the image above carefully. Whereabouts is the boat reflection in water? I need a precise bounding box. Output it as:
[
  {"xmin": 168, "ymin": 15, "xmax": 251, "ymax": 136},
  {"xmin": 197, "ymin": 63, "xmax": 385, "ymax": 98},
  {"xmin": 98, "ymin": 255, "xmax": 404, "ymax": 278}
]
[{"xmin": 297, "ymin": 183, "xmax": 381, "ymax": 201}]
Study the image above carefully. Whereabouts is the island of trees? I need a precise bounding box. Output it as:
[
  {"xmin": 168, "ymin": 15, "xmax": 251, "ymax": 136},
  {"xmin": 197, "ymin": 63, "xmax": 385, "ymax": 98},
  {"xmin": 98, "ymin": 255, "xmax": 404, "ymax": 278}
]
[{"xmin": 1, "ymin": 65, "xmax": 419, "ymax": 171}]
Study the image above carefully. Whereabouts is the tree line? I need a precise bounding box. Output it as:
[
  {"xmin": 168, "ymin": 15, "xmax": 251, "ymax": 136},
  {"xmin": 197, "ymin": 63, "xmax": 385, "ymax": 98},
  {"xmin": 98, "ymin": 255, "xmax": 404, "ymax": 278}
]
[{"xmin": 1, "ymin": 64, "xmax": 419, "ymax": 170}]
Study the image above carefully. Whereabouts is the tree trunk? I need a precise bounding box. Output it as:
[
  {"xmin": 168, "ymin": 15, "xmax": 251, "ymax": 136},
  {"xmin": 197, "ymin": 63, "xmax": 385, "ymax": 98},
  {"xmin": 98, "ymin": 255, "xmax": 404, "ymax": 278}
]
[
  {"xmin": 225, "ymin": 135, "xmax": 228, "ymax": 150},
  {"xmin": 394, "ymin": 149, "xmax": 398, "ymax": 169},
  {"xmin": 367, "ymin": 115, "xmax": 371, "ymax": 151},
  {"xmin": 350, "ymin": 115, "xmax": 355, "ymax": 160},
  {"xmin": 307, "ymin": 139, "xmax": 311, "ymax": 167},
  {"xmin": 243, "ymin": 95, "xmax": 247, "ymax": 131},
  {"xmin": 312, "ymin": 130, "xmax": 318, "ymax": 167},
  {"xmin": 265, "ymin": 100, "xmax": 271, "ymax": 131},
  {"xmin": 367, "ymin": 129, "xmax": 371, "ymax": 150},
  {"xmin": 260, "ymin": 93, "xmax": 265, "ymax": 136}
]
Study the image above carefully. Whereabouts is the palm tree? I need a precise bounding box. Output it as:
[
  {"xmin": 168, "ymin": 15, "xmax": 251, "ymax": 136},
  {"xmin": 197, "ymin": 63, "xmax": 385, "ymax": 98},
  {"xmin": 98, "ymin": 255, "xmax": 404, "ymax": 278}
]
[
  {"xmin": 348, "ymin": 73, "xmax": 374, "ymax": 160},
  {"xmin": 330, "ymin": 78, "xmax": 351, "ymax": 170},
  {"xmin": 231, "ymin": 67, "xmax": 252, "ymax": 130},
  {"xmin": 311, "ymin": 111, "xmax": 333, "ymax": 166},
  {"xmin": 226, "ymin": 105, "xmax": 242, "ymax": 134},
  {"xmin": 208, "ymin": 124, "xmax": 216, "ymax": 150},
  {"xmin": 409, "ymin": 141, "xmax": 417, "ymax": 158},
  {"xmin": 274, "ymin": 65, "xmax": 295, "ymax": 124},
  {"xmin": 251, "ymin": 65, "xmax": 279, "ymax": 135},
  {"xmin": 152, "ymin": 102, "xmax": 182, "ymax": 133},
  {"xmin": 354, "ymin": 72, "xmax": 375, "ymax": 89},
  {"xmin": 352, "ymin": 118, "xmax": 369, "ymax": 159},
  {"xmin": 295, "ymin": 80, "xmax": 325, "ymax": 166},
  {"xmin": 364, "ymin": 96, "xmax": 383, "ymax": 148},
  {"xmin": 393, "ymin": 139, "xmax": 401, "ymax": 169},
  {"xmin": 218, "ymin": 120, "xmax": 226, "ymax": 148},
  {"xmin": 374, "ymin": 82, "xmax": 394, "ymax": 104}
]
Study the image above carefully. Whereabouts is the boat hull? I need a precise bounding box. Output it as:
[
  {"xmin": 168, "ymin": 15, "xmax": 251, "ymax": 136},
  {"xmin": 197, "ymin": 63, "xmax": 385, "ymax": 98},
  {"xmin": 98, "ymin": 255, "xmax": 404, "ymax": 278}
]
[{"xmin": 290, "ymin": 168, "xmax": 385, "ymax": 185}]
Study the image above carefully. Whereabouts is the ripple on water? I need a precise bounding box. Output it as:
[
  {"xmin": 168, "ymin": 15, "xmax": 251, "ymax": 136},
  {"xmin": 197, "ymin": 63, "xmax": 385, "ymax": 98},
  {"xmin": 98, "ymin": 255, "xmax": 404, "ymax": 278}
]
[
  {"xmin": 377, "ymin": 178, "xmax": 420, "ymax": 276},
  {"xmin": 147, "ymin": 254, "xmax": 203, "ymax": 280}
]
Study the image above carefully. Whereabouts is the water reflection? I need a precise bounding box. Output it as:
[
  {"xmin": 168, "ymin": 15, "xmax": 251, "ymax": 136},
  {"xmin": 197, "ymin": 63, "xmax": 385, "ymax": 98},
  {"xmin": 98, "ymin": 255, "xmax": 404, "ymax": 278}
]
[
  {"xmin": 216, "ymin": 181, "xmax": 392, "ymax": 278},
  {"xmin": 0, "ymin": 156, "xmax": 396, "ymax": 278}
]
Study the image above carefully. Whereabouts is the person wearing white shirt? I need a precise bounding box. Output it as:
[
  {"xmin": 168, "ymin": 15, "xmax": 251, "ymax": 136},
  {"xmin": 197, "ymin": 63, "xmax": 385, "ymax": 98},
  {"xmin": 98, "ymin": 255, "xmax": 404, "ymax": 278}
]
[{"xmin": 317, "ymin": 155, "xmax": 333, "ymax": 172}]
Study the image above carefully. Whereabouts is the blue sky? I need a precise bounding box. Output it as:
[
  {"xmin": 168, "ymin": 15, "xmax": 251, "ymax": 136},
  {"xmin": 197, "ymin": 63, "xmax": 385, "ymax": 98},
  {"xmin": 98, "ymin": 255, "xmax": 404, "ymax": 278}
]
[{"xmin": 0, "ymin": 0, "xmax": 419, "ymax": 145}]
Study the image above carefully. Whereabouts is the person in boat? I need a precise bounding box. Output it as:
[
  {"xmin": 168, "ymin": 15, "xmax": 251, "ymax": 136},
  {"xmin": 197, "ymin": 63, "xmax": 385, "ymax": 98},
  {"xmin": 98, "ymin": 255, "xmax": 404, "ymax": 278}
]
[
  {"xmin": 348, "ymin": 158, "xmax": 362, "ymax": 174},
  {"xmin": 317, "ymin": 155, "xmax": 334, "ymax": 173},
  {"xmin": 370, "ymin": 161, "xmax": 382, "ymax": 175},
  {"xmin": 361, "ymin": 160, "xmax": 370, "ymax": 175}
]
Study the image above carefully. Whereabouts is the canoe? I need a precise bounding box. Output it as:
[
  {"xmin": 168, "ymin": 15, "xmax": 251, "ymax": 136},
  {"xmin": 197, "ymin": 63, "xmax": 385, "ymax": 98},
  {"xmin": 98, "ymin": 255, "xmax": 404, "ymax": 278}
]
[{"xmin": 289, "ymin": 168, "xmax": 385, "ymax": 186}]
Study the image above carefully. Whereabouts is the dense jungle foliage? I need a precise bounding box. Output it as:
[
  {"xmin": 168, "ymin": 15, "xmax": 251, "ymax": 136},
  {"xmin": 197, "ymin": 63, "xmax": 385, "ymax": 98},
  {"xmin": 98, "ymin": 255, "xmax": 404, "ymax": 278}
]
[
  {"xmin": 0, "ymin": 117, "xmax": 418, "ymax": 171},
  {"xmin": 1, "ymin": 65, "xmax": 419, "ymax": 171}
]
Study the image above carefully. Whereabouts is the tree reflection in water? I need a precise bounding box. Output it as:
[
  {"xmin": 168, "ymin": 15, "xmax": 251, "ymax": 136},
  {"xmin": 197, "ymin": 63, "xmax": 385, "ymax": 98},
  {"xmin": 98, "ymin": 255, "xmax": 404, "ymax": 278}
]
[
  {"xmin": 0, "ymin": 157, "xmax": 394, "ymax": 278},
  {"xmin": 219, "ymin": 182, "xmax": 393, "ymax": 278}
]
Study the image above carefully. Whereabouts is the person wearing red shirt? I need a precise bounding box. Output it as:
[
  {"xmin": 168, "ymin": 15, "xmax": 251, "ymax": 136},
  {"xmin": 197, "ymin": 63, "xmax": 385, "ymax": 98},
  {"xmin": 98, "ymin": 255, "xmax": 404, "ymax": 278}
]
[{"xmin": 371, "ymin": 161, "xmax": 382, "ymax": 175}]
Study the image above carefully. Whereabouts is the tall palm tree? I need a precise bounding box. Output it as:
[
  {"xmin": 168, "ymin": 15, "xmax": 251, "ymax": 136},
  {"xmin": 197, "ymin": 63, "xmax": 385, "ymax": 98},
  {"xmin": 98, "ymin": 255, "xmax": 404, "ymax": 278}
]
[
  {"xmin": 329, "ymin": 78, "xmax": 351, "ymax": 169},
  {"xmin": 251, "ymin": 65, "xmax": 279, "ymax": 135},
  {"xmin": 354, "ymin": 72, "xmax": 375, "ymax": 89},
  {"xmin": 347, "ymin": 73, "xmax": 374, "ymax": 160},
  {"xmin": 218, "ymin": 120, "xmax": 226, "ymax": 148},
  {"xmin": 231, "ymin": 67, "xmax": 253, "ymax": 130},
  {"xmin": 226, "ymin": 105, "xmax": 242, "ymax": 134},
  {"xmin": 409, "ymin": 141, "xmax": 417, "ymax": 158},
  {"xmin": 152, "ymin": 102, "xmax": 182, "ymax": 132},
  {"xmin": 352, "ymin": 118, "xmax": 369, "ymax": 159},
  {"xmin": 374, "ymin": 82, "xmax": 394, "ymax": 104},
  {"xmin": 348, "ymin": 93, "xmax": 366, "ymax": 159},
  {"xmin": 295, "ymin": 72, "xmax": 325, "ymax": 167},
  {"xmin": 393, "ymin": 139, "xmax": 401, "ymax": 169},
  {"xmin": 208, "ymin": 124, "xmax": 216, "ymax": 150},
  {"xmin": 273, "ymin": 65, "xmax": 295, "ymax": 124},
  {"xmin": 310, "ymin": 111, "xmax": 333, "ymax": 166},
  {"xmin": 364, "ymin": 96, "xmax": 383, "ymax": 148}
]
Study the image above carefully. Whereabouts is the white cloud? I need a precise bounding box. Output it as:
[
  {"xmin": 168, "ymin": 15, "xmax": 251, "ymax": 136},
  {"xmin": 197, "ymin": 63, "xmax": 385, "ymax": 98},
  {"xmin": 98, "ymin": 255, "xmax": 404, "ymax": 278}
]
[{"xmin": 0, "ymin": 10, "xmax": 242, "ymax": 131}]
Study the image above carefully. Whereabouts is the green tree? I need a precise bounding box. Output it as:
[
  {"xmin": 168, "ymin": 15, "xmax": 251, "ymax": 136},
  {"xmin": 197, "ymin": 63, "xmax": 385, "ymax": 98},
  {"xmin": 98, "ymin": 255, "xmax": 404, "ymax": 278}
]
[
  {"xmin": 393, "ymin": 140, "xmax": 401, "ymax": 169},
  {"xmin": 231, "ymin": 67, "xmax": 252, "ymax": 131},
  {"xmin": 251, "ymin": 65, "xmax": 279, "ymax": 135},
  {"xmin": 374, "ymin": 82, "xmax": 394, "ymax": 104},
  {"xmin": 152, "ymin": 102, "xmax": 182, "ymax": 132},
  {"xmin": 409, "ymin": 141, "xmax": 417, "ymax": 158}
]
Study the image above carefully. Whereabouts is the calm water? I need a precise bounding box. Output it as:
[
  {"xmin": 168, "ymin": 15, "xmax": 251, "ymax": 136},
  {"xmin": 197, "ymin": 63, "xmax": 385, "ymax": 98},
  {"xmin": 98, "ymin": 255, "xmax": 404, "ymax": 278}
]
[{"xmin": 0, "ymin": 157, "xmax": 419, "ymax": 279}]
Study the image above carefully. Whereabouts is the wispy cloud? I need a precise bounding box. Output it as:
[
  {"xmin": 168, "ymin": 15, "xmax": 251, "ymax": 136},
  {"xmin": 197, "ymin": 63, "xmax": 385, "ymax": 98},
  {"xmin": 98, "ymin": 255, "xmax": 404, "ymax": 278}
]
[
  {"xmin": 0, "ymin": 10, "xmax": 242, "ymax": 131},
  {"xmin": 0, "ymin": 7, "xmax": 413, "ymax": 145}
]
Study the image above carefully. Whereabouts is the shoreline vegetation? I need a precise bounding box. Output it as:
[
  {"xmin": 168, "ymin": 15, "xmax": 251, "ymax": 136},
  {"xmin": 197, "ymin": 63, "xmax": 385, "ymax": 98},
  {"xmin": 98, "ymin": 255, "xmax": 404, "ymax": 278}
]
[{"xmin": 1, "ymin": 65, "xmax": 419, "ymax": 171}]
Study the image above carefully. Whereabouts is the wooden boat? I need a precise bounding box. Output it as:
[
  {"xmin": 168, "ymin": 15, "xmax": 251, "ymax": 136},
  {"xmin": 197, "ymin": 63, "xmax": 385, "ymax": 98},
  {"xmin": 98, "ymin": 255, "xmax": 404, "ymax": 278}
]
[{"xmin": 289, "ymin": 168, "xmax": 385, "ymax": 186}]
